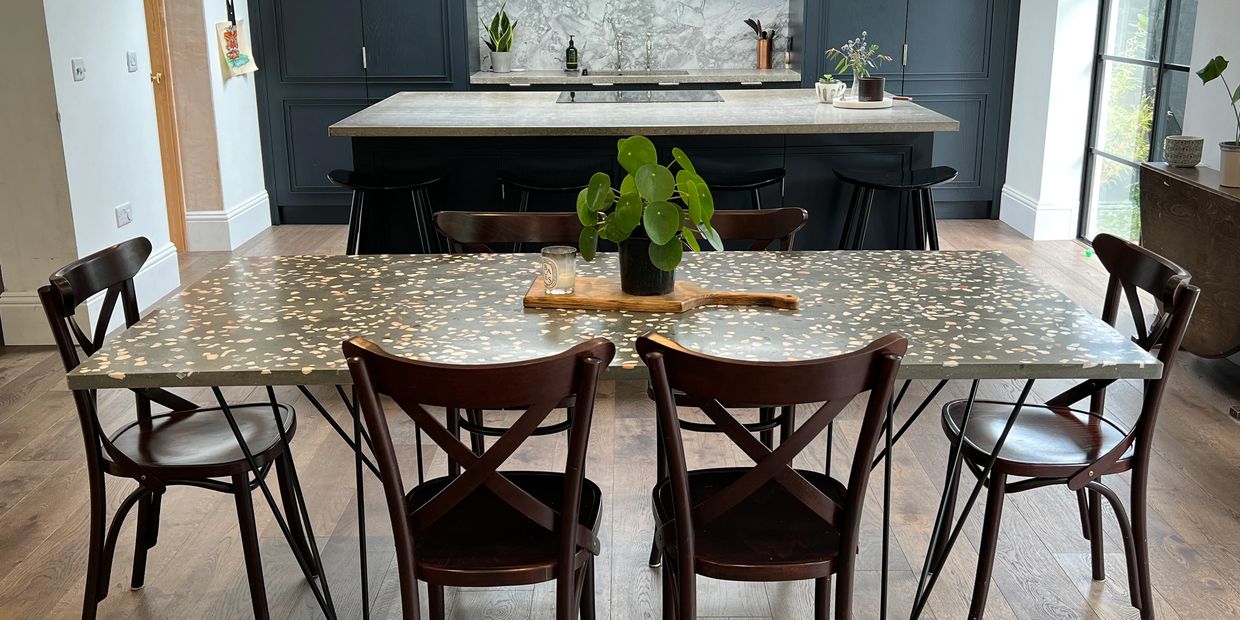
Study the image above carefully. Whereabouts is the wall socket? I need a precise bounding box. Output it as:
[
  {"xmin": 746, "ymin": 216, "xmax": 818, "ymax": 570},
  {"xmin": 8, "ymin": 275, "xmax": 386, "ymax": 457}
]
[
  {"xmin": 71, "ymin": 57, "xmax": 86, "ymax": 82},
  {"xmin": 126, "ymin": 51, "xmax": 139, "ymax": 73},
  {"xmin": 114, "ymin": 203, "xmax": 134, "ymax": 228}
]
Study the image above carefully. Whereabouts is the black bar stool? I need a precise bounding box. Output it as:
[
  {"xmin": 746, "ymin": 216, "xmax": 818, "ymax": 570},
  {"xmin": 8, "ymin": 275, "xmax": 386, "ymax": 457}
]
[
  {"xmin": 705, "ymin": 167, "xmax": 786, "ymax": 210},
  {"xmin": 835, "ymin": 166, "xmax": 957, "ymax": 250},
  {"xmin": 327, "ymin": 169, "xmax": 446, "ymax": 255},
  {"xmin": 497, "ymin": 171, "xmax": 589, "ymax": 213}
]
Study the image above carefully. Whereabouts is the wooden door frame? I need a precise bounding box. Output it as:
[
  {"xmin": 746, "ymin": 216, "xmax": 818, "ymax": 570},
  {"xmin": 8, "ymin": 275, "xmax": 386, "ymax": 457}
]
[{"xmin": 144, "ymin": 0, "xmax": 188, "ymax": 251}]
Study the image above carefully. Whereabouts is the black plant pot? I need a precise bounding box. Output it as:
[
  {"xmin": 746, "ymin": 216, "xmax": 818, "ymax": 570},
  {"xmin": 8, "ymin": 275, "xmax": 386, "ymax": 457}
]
[
  {"xmin": 619, "ymin": 236, "xmax": 675, "ymax": 296},
  {"xmin": 857, "ymin": 76, "xmax": 886, "ymax": 102}
]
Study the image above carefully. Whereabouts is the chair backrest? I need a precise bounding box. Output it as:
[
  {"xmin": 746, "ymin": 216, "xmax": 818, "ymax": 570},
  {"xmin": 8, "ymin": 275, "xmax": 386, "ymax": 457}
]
[
  {"xmin": 434, "ymin": 207, "xmax": 809, "ymax": 254},
  {"xmin": 637, "ymin": 332, "xmax": 906, "ymax": 591},
  {"xmin": 343, "ymin": 336, "xmax": 616, "ymax": 620},
  {"xmin": 1055, "ymin": 234, "xmax": 1199, "ymax": 490}
]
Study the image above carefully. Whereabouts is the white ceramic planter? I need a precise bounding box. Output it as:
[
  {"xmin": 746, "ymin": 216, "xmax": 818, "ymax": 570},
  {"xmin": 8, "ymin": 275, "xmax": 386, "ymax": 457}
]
[
  {"xmin": 815, "ymin": 81, "xmax": 845, "ymax": 104},
  {"xmin": 491, "ymin": 51, "xmax": 513, "ymax": 73},
  {"xmin": 1222, "ymin": 142, "xmax": 1240, "ymax": 188},
  {"xmin": 1163, "ymin": 135, "xmax": 1203, "ymax": 168}
]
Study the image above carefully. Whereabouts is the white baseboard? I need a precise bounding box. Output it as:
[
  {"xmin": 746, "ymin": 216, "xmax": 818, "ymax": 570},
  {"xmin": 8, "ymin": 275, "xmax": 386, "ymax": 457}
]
[
  {"xmin": 0, "ymin": 242, "xmax": 180, "ymax": 346},
  {"xmin": 999, "ymin": 185, "xmax": 1080, "ymax": 240},
  {"xmin": 185, "ymin": 191, "xmax": 272, "ymax": 252}
]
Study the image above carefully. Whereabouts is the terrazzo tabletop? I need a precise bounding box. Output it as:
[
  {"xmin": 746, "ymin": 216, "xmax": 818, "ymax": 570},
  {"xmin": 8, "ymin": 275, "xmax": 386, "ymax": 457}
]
[
  {"xmin": 66, "ymin": 252, "xmax": 1161, "ymax": 390},
  {"xmin": 327, "ymin": 90, "xmax": 960, "ymax": 137}
]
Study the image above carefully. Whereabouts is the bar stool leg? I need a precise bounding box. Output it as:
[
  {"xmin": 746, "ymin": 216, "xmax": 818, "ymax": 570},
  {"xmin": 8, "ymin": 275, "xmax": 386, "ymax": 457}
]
[
  {"xmin": 912, "ymin": 189, "xmax": 928, "ymax": 251},
  {"xmin": 839, "ymin": 186, "xmax": 862, "ymax": 250},
  {"xmin": 345, "ymin": 190, "xmax": 364, "ymax": 255},
  {"xmin": 853, "ymin": 188, "xmax": 877, "ymax": 250},
  {"xmin": 923, "ymin": 188, "xmax": 941, "ymax": 251},
  {"xmin": 751, "ymin": 188, "xmax": 763, "ymax": 210}
]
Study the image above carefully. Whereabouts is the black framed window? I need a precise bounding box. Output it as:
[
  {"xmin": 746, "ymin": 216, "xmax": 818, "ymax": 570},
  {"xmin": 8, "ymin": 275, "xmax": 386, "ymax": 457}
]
[{"xmin": 1080, "ymin": 0, "xmax": 1198, "ymax": 241}]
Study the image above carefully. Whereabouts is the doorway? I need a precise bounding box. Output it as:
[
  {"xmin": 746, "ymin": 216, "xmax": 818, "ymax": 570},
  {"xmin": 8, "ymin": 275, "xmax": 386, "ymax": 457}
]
[{"xmin": 143, "ymin": 0, "xmax": 188, "ymax": 251}]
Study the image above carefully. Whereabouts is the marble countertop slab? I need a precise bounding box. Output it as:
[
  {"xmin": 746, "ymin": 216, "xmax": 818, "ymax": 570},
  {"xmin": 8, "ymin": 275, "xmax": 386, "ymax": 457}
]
[
  {"xmin": 328, "ymin": 90, "xmax": 960, "ymax": 137},
  {"xmin": 67, "ymin": 252, "xmax": 1161, "ymax": 390},
  {"xmin": 469, "ymin": 68, "xmax": 802, "ymax": 85}
]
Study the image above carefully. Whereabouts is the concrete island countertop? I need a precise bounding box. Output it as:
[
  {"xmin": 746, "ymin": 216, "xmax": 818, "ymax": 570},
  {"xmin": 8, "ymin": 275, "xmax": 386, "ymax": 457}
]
[
  {"xmin": 469, "ymin": 68, "xmax": 802, "ymax": 86},
  {"xmin": 329, "ymin": 89, "xmax": 961, "ymax": 138}
]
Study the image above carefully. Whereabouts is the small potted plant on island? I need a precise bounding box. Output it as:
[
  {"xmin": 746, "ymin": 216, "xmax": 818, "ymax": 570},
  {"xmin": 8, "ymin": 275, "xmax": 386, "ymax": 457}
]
[
  {"xmin": 483, "ymin": 4, "xmax": 516, "ymax": 73},
  {"xmin": 826, "ymin": 31, "xmax": 893, "ymax": 102},
  {"xmin": 816, "ymin": 73, "xmax": 846, "ymax": 103},
  {"xmin": 577, "ymin": 136, "xmax": 723, "ymax": 296},
  {"xmin": 1197, "ymin": 55, "xmax": 1240, "ymax": 187}
]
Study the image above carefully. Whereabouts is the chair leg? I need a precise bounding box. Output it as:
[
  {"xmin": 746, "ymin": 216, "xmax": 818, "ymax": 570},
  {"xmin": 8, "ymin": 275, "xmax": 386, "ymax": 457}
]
[
  {"xmin": 130, "ymin": 490, "xmax": 161, "ymax": 589},
  {"xmin": 276, "ymin": 453, "xmax": 319, "ymax": 577},
  {"xmin": 969, "ymin": 473, "xmax": 1008, "ymax": 620},
  {"xmin": 759, "ymin": 407, "xmax": 775, "ymax": 449},
  {"xmin": 1132, "ymin": 470, "xmax": 1155, "ymax": 619},
  {"xmin": 814, "ymin": 576, "xmax": 831, "ymax": 620},
  {"xmin": 466, "ymin": 409, "xmax": 486, "ymax": 455},
  {"xmin": 650, "ymin": 422, "xmax": 666, "ymax": 567},
  {"xmin": 82, "ymin": 475, "xmax": 108, "ymax": 620},
  {"xmin": 428, "ymin": 584, "xmax": 447, "ymax": 620},
  {"xmin": 677, "ymin": 558, "xmax": 696, "ymax": 620},
  {"xmin": 579, "ymin": 558, "xmax": 596, "ymax": 620},
  {"xmin": 1077, "ymin": 489, "xmax": 1093, "ymax": 540},
  {"xmin": 839, "ymin": 186, "xmax": 862, "ymax": 250},
  {"xmin": 661, "ymin": 565, "xmax": 676, "ymax": 619},
  {"xmin": 922, "ymin": 188, "xmax": 941, "ymax": 251},
  {"xmin": 824, "ymin": 422, "xmax": 833, "ymax": 477},
  {"xmin": 931, "ymin": 459, "xmax": 963, "ymax": 574},
  {"xmin": 233, "ymin": 474, "xmax": 271, "ymax": 620},
  {"xmin": 1089, "ymin": 485, "xmax": 1106, "ymax": 581}
]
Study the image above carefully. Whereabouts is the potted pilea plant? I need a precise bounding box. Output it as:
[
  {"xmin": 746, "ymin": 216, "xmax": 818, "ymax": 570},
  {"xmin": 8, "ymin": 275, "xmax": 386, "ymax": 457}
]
[
  {"xmin": 577, "ymin": 136, "xmax": 723, "ymax": 296},
  {"xmin": 482, "ymin": 4, "xmax": 516, "ymax": 73},
  {"xmin": 826, "ymin": 31, "xmax": 894, "ymax": 102},
  {"xmin": 1197, "ymin": 55, "xmax": 1240, "ymax": 187},
  {"xmin": 816, "ymin": 73, "xmax": 846, "ymax": 103}
]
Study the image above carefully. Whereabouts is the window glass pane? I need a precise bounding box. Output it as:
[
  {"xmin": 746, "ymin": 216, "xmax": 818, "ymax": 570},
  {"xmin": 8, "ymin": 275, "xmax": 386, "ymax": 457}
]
[
  {"xmin": 1085, "ymin": 156, "xmax": 1142, "ymax": 242},
  {"xmin": 1094, "ymin": 60, "xmax": 1157, "ymax": 161},
  {"xmin": 1103, "ymin": 0, "xmax": 1165, "ymax": 62},
  {"xmin": 1165, "ymin": 0, "xmax": 1198, "ymax": 66},
  {"xmin": 1152, "ymin": 69, "xmax": 1190, "ymax": 160}
]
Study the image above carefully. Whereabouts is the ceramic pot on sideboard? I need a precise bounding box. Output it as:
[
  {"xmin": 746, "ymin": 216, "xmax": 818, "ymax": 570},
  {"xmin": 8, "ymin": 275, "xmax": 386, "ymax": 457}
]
[
  {"xmin": 619, "ymin": 236, "xmax": 675, "ymax": 296},
  {"xmin": 1222, "ymin": 141, "xmax": 1240, "ymax": 188},
  {"xmin": 1163, "ymin": 135, "xmax": 1204, "ymax": 168},
  {"xmin": 491, "ymin": 51, "xmax": 513, "ymax": 73}
]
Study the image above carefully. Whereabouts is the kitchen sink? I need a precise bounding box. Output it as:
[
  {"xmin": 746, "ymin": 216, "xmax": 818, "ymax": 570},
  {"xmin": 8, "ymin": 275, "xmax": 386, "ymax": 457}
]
[{"xmin": 585, "ymin": 69, "xmax": 690, "ymax": 77}]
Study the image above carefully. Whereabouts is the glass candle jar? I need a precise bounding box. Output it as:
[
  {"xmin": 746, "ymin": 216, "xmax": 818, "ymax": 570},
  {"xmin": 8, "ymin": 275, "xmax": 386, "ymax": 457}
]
[{"xmin": 541, "ymin": 246, "xmax": 577, "ymax": 295}]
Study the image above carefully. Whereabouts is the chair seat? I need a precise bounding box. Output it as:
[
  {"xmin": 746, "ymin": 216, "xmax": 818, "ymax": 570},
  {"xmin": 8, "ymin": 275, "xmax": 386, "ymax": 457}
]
[
  {"xmin": 704, "ymin": 167, "xmax": 787, "ymax": 191},
  {"xmin": 407, "ymin": 471, "xmax": 602, "ymax": 586},
  {"xmin": 107, "ymin": 403, "xmax": 294, "ymax": 476},
  {"xmin": 654, "ymin": 467, "xmax": 845, "ymax": 582},
  {"xmin": 327, "ymin": 168, "xmax": 445, "ymax": 192},
  {"xmin": 941, "ymin": 400, "xmax": 1135, "ymax": 476},
  {"xmin": 834, "ymin": 166, "xmax": 957, "ymax": 191}
]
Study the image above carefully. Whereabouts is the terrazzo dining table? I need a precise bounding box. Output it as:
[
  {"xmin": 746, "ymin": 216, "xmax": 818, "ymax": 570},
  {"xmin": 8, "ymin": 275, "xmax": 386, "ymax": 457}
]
[{"xmin": 65, "ymin": 250, "xmax": 1161, "ymax": 619}]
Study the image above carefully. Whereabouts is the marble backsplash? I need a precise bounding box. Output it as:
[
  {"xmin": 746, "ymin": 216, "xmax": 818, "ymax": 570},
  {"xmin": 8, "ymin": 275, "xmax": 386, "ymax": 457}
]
[{"xmin": 475, "ymin": 0, "xmax": 790, "ymax": 72}]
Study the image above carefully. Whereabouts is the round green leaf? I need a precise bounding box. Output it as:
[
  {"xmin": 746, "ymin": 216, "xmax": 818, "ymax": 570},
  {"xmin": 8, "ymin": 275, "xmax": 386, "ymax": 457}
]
[
  {"xmin": 635, "ymin": 164, "xmax": 675, "ymax": 203},
  {"xmin": 620, "ymin": 174, "xmax": 637, "ymax": 195},
  {"xmin": 576, "ymin": 188, "xmax": 595, "ymax": 226},
  {"xmin": 586, "ymin": 172, "xmax": 614, "ymax": 212},
  {"xmin": 643, "ymin": 200, "xmax": 681, "ymax": 245},
  {"xmin": 578, "ymin": 226, "xmax": 598, "ymax": 261},
  {"xmin": 698, "ymin": 222, "xmax": 724, "ymax": 251},
  {"xmin": 671, "ymin": 147, "xmax": 697, "ymax": 174},
  {"xmin": 648, "ymin": 238, "xmax": 684, "ymax": 272},
  {"xmin": 612, "ymin": 193, "xmax": 643, "ymax": 237},
  {"xmin": 677, "ymin": 170, "xmax": 704, "ymax": 225},
  {"xmin": 681, "ymin": 227, "xmax": 701, "ymax": 252},
  {"xmin": 618, "ymin": 136, "xmax": 658, "ymax": 175},
  {"xmin": 695, "ymin": 176, "xmax": 715, "ymax": 222}
]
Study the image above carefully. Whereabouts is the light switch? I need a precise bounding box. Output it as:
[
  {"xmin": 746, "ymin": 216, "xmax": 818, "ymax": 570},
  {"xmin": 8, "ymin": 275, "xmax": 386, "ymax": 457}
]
[
  {"xmin": 126, "ymin": 51, "xmax": 139, "ymax": 73},
  {"xmin": 71, "ymin": 57, "xmax": 86, "ymax": 82}
]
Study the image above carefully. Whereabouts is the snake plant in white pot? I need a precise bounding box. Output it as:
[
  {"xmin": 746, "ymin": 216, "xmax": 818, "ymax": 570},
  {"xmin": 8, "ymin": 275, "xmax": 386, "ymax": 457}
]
[{"xmin": 483, "ymin": 4, "xmax": 516, "ymax": 73}]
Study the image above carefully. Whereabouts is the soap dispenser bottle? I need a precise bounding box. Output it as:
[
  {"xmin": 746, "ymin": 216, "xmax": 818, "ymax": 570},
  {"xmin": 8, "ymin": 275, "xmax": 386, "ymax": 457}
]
[{"xmin": 566, "ymin": 35, "xmax": 579, "ymax": 71}]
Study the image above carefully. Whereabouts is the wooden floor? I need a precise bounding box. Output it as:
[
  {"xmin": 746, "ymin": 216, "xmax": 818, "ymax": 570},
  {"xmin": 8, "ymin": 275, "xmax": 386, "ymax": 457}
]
[{"xmin": 1, "ymin": 220, "xmax": 1238, "ymax": 619}]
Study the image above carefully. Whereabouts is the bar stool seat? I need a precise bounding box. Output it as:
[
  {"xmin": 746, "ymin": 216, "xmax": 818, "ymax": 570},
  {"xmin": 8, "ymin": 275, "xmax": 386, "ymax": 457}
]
[
  {"xmin": 835, "ymin": 165, "xmax": 957, "ymax": 250},
  {"xmin": 497, "ymin": 171, "xmax": 589, "ymax": 211},
  {"xmin": 702, "ymin": 167, "xmax": 786, "ymax": 210},
  {"xmin": 327, "ymin": 168, "xmax": 447, "ymax": 255}
]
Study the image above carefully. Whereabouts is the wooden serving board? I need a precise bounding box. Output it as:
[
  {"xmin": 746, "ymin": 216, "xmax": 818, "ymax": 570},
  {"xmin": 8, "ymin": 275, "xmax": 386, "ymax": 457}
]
[{"xmin": 524, "ymin": 276, "xmax": 799, "ymax": 313}]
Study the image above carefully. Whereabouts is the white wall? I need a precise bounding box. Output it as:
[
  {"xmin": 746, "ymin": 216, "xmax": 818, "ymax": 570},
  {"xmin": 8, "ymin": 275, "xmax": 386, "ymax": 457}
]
[
  {"xmin": 999, "ymin": 0, "xmax": 1099, "ymax": 240},
  {"xmin": 40, "ymin": 0, "xmax": 180, "ymax": 334},
  {"xmin": 184, "ymin": 0, "xmax": 271, "ymax": 251},
  {"xmin": 1183, "ymin": 0, "xmax": 1240, "ymax": 169}
]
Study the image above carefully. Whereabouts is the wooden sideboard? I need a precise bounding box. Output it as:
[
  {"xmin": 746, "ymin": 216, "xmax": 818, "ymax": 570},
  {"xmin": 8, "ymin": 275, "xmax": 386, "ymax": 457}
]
[{"xmin": 1140, "ymin": 163, "xmax": 1240, "ymax": 358}]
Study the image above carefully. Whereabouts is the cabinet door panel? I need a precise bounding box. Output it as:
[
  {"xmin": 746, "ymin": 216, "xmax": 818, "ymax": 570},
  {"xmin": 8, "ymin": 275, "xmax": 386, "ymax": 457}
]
[
  {"xmin": 273, "ymin": 0, "xmax": 364, "ymax": 80},
  {"xmin": 822, "ymin": 0, "xmax": 908, "ymax": 85},
  {"xmin": 362, "ymin": 0, "xmax": 452, "ymax": 81}
]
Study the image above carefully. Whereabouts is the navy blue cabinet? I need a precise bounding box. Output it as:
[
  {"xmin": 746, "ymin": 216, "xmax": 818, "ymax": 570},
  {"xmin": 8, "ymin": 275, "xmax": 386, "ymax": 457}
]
[{"xmin": 250, "ymin": 0, "xmax": 468, "ymax": 224}]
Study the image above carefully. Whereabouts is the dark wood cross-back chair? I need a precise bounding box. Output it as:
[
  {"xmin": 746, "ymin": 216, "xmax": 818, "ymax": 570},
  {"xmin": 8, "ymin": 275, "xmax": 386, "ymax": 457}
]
[
  {"xmin": 934, "ymin": 233, "xmax": 1199, "ymax": 619},
  {"xmin": 638, "ymin": 332, "xmax": 908, "ymax": 619},
  {"xmin": 344, "ymin": 336, "xmax": 616, "ymax": 620},
  {"xmin": 39, "ymin": 237, "xmax": 316, "ymax": 620}
]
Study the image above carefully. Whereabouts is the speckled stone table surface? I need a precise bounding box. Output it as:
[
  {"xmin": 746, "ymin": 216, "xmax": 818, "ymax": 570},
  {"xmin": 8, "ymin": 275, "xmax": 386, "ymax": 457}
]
[
  {"xmin": 327, "ymin": 90, "xmax": 960, "ymax": 138},
  {"xmin": 66, "ymin": 252, "xmax": 1161, "ymax": 390}
]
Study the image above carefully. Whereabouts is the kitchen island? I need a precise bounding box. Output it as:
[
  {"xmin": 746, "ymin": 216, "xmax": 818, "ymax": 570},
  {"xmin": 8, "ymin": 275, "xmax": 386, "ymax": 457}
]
[{"xmin": 329, "ymin": 89, "xmax": 958, "ymax": 252}]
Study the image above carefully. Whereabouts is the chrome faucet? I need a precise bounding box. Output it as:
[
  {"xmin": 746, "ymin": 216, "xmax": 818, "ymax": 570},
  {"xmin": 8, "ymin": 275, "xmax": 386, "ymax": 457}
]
[
  {"xmin": 645, "ymin": 33, "xmax": 654, "ymax": 70},
  {"xmin": 610, "ymin": 18, "xmax": 624, "ymax": 71}
]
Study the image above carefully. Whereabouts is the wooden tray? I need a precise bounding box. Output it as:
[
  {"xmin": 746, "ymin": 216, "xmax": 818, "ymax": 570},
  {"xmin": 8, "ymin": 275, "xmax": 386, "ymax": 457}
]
[{"xmin": 524, "ymin": 276, "xmax": 799, "ymax": 313}]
